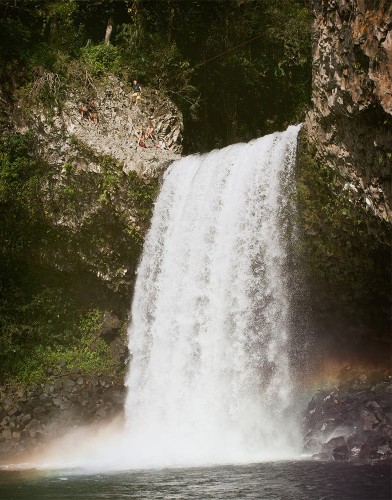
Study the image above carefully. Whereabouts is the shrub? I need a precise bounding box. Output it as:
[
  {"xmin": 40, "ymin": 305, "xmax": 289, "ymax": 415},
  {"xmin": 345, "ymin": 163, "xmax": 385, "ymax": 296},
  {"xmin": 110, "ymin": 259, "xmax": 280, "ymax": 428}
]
[{"xmin": 80, "ymin": 42, "xmax": 122, "ymax": 76}]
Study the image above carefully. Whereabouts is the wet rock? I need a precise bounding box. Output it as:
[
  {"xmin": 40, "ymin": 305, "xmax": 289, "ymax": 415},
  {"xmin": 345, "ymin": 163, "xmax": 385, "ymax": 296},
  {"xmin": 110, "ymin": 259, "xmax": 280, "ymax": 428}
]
[
  {"xmin": 0, "ymin": 376, "xmax": 126, "ymax": 459},
  {"xmin": 95, "ymin": 407, "xmax": 107, "ymax": 418},
  {"xmin": 332, "ymin": 444, "xmax": 349, "ymax": 460},
  {"xmin": 304, "ymin": 370, "xmax": 392, "ymax": 462},
  {"xmin": 33, "ymin": 406, "xmax": 46, "ymax": 416},
  {"xmin": 304, "ymin": 437, "xmax": 322, "ymax": 454},
  {"xmin": 320, "ymin": 436, "xmax": 346, "ymax": 459},
  {"xmin": 1, "ymin": 417, "xmax": 10, "ymax": 427},
  {"xmin": 2, "ymin": 429, "xmax": 12, "ymax": 440},
  {"xmin": 359, "ymin": 436, "xmax": 390, "ymax": 460},
  {"xmin": 377, "ymin": 444, "xmax": 391, "ymax": 456},
  {"xmin": 20, "ymin": 414, "xmax": 32, "ymax": 426},
  {"xmin": 361, "ymin": 410, "xmax": 379, "ymax": 431}
]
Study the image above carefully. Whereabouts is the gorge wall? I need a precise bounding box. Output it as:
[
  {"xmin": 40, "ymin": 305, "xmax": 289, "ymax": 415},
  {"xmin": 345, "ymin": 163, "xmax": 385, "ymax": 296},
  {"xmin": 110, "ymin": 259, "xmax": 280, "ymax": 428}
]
[
  {"xmin": 0, "ymin": 76, "xmax": 183, "ymax": 458},
  {"xmin": 296, "ymin": 1, "xmax": 392, "ymax": 461},
  {"xmin": 296, "ymin": 0, "xmax": 391, "ymax": 369},
  {"xmin": 305, "ymin": 0, "xmax": 391, "ymax": 221}
]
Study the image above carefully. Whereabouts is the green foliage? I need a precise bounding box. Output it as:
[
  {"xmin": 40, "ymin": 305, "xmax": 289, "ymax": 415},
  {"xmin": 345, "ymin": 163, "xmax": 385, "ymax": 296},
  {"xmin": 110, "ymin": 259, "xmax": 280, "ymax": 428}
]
[
  {"xmin": 126, "ymin": 170, "xmax": 160, "ymax": 225},
  {"xmin": 97, "ymin": 155, "xmax": 159, "ymax": 231},
  {"xmin": 98, "ymin": 155, "xmax": 122, "ymax": 203},
  {"xmin": 81, "ymin": 42, "xmax": 122, "ymax": 76},
  {"xmin": 9, "ymin": 308, "xmax": 114, "ymax": 385},
  {"xmin": 0, "ymin": 132, "xmax": 46, "ymax": 274},
  {"xmin": 0, "ymin": 0, "xmax": 311, "ymax": 151}
]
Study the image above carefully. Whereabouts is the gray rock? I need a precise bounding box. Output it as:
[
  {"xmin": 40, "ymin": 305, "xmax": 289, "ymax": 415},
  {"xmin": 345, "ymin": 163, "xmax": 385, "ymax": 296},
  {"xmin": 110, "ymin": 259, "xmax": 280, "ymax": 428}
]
[
  {"xmin": 2, "ymin": 429, "xmax": 12, "ymax": 440},
  {"xmin": 54, "ymin": 380, "xmax": 63, "ymax": 390},
  {"xmin": 7, "ymin": 406, "xmax": 19, "ymax": 417},
  {"xmin": 20, "ymin": 414, "xmax": 32, "ymax": 426},
  {"xmin": 332, "ymin": 445, "xmax": 349, "ymax": 461},
  {"xmin": 361, "ymin": 410, "xmax": 379, "ymax": 431},
  {"xmin": 95, "ymin": 408, "xmax": 107, "ymax": 418},
  {"xmin": 304, "ymin": 437, "xmax": 322, "ymax": 454},
  {"xmin": 33, "ymin": 406, "xmax": 46, "ymax": 416},
  {"xmin": 0, "ymin": 417, "xmax": 10, "ymax": 427}
]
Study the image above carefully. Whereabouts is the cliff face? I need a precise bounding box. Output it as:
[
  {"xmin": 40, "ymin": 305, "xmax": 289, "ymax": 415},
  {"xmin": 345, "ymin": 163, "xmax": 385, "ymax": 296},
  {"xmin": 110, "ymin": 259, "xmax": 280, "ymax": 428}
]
[
  {"xmin": 297, "ymin": 3, "xmax": 392, "ymax": 459},
  {"xmin": 0, "ymin": 75, "xmax": 184, "ymax": 387},
  {"xmin": 0, "ymin": 75, "xmax": 185, "ymax": 456},
  {"xmin": 305, "ymin": 0, "xmax": 392, "ymax": 221},
  {"xmin": 17, "ymin": 74, "xmax": 183, "ymax": 176},
  {"xmin": 295, "ymin": 1, "xmax": 391, "ymax": 371},
  {"xmin": 15, "ymin": 76, "xmax": 183, "ymax": 297}
]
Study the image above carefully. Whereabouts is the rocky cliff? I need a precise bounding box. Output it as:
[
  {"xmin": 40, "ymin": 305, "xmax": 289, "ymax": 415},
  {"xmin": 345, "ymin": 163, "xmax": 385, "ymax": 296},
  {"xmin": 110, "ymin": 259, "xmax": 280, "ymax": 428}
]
[
  {"xmin": 1, "ymin": 74, "xmax": 183, "ymax": 377},
  {"xmin": 0, "ymin": 75, "xmax": 184, "ymax": 457},
  {"xmin": 16, "ymin": 74, "xmax": 183, "ymax": 174},
  {"xmin": 19, "ymin": 75, "xmax": 183, "ymax": 295},
  {"xmin": 303, "ymin": 367, "xmax": 392, "ymax": 462},
  {"xmin": 297, "ymin": 1, "xmax": 392, "ymax": 462},
  {"xmin": 305, "ymin": 0, "xmax": 391, "ymax": 221},
  {"xmin": 294, "ymin": 0, "xmax": 391, "ymax": 370}
]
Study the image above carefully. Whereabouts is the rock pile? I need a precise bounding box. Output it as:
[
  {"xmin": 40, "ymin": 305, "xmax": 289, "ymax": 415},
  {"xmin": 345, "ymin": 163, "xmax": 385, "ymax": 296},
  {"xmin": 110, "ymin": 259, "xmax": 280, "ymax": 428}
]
[
  {"xmin": 0, "ymin": 367, "xmax": 125, "ymax": 461},
  {"xmin": 303, "ymin": 368, "xmax": 392, "ymax": 461}
]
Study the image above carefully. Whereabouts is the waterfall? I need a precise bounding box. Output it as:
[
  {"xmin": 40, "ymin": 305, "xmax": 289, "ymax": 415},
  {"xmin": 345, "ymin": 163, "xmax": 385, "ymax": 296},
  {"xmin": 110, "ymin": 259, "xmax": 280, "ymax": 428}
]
[{"xmin": 122, "ymin": 125, "xmax": 302, "ymax": 467}]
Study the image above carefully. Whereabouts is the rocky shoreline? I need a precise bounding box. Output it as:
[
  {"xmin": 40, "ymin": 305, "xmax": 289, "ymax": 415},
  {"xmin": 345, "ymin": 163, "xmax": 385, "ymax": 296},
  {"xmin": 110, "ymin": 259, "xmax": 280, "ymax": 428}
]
[
  {"xmin": 303, "ymin": 368, "xmax": 392, "ymax": 462},
  {"xmin": 1, "ymin": 364, "xmax": 391, "ymax": 464},
  {"xmin": 0, "ymin": 366, "xmax": 125, "ymax": 462}
]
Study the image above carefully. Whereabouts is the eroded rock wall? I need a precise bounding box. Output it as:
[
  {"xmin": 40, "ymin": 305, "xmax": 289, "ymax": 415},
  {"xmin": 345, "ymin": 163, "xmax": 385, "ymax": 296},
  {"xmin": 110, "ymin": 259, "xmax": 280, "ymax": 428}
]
[
  {"xmin": 16, "ymin": 75, "xmax": 183, "ymax": 176},
  {"xmin": 305, "ymin": 0, "xmax": 392, "ymax": 221}
]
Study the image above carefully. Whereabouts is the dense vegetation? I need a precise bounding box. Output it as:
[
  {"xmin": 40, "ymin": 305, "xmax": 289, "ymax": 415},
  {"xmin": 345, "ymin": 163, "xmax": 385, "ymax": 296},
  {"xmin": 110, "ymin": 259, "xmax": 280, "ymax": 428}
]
[
  {"xmin": 0, "ymin": 129, "xmax": 159, "ymax": 383},
  {"xmin": 0, "ymin": 0, "xmax": 311, "ymax": 151},
  {"xmin": 0, "ymin": 0, "xmax": 313, "ymax": 383}
]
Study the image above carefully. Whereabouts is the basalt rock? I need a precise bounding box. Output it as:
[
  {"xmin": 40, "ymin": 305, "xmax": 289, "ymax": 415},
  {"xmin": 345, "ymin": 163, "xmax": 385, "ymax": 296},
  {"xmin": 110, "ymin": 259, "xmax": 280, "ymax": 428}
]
[
  {"xmin": 295, "ymin": 0, "xmax": 392, "ymax": 372},
  {"xmin": 303, "ymin": 368, "xmax": 392, "ymax": 462},
  {"xmin": 0, "ymin": 367, "xmax": 126, "ymax": 461},
  {"xmin": 305, "ymin": 0, "xmax": 392, "ymax": 222}
]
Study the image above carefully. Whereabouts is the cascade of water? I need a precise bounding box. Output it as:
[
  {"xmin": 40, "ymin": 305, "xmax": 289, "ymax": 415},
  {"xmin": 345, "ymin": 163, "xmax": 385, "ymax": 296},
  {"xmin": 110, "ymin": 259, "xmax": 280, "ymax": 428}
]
[
  {"xmin": 32, "ymin": 125, "xmax": 302, "ymax": 471},
  {"xmin": 122, "ymin": 125, "xmax": 302, "ymax": 467}
]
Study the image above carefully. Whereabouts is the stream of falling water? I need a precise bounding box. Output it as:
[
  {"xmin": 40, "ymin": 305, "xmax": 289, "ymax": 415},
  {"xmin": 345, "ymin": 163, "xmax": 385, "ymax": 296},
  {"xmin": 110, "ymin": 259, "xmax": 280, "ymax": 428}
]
[{"xmin": 122, "ymin": 124, "xmax": 302, "ymax": 468}]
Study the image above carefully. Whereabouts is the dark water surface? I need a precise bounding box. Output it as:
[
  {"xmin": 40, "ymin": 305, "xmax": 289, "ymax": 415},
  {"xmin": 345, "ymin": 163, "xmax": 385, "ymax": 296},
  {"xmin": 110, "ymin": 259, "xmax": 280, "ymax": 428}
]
[{"xmin": 0, "ymin": 461, "xmax": 390, "ymax": 500}]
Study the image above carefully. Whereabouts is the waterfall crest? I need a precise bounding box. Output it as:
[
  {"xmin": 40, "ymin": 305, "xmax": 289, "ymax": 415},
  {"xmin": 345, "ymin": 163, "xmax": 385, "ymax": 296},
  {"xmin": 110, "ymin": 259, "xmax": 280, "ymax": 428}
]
[{"xmin": 123, "ymin": 125, "xmax": 302, "ymax": 467}]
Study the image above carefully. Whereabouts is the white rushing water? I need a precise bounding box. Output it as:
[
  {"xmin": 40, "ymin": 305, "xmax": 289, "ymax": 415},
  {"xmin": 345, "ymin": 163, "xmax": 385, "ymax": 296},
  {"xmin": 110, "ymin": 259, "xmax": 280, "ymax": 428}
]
[
  {"xmin": 24, "ymin": 125, "xmax": 301, "ymax": 471},
  {"xmin": 122, "ymin": 125, "xmax": 302, "ymax": 467}
]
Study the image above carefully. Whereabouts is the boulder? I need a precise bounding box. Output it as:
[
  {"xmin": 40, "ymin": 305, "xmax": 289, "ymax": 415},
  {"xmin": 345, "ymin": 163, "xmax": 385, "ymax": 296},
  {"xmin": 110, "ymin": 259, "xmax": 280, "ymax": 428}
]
[{"xmin": 332, "ymin": 445, "xmax": 349, "ymax": 461}]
